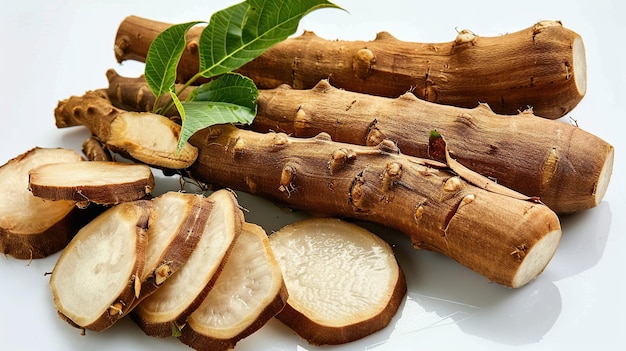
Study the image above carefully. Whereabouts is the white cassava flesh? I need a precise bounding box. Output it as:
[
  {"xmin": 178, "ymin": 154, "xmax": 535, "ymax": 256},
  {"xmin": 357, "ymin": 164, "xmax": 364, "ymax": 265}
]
[
  {"xmin": 132, "ymin": 189, "xmax": 243, "ymax": 337},
  {"xmin": 0, "ymin": 147, "xmax": 85, "ymax": 259},
  {"xmin": 180, "ymin": 223, "xmax": 288, "ymax": 351},
  {"xmin": 107, "ymin": 112, "xmax": 198, "ymax": 169},
  {"xmin": 269, "ymin": 218, "xmax": 407, "ymax": 345},
  {"xmin": 50, "ymin": 201, "xmax": 151, "ymax": 331},
  {"xmin": 29, "ymin": 161, "xmax": 155, "ymax": 205},
  {"xmin": 133, "ymin": 192, "xmax": 212, "ymax": 303},
  {"xmin": 594, "ymin": 147, "xmax": 614, "ymax": 208}
]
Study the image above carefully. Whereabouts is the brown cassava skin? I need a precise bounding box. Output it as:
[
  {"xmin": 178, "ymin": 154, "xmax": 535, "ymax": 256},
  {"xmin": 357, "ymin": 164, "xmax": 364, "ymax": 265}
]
[
  {"xmin": 187, "ymin": 125, "xmax": 561, "ymax": 288},
  {"xmin": 1, "ymin": 207, "xmax": 89, "ymax": 259},
  {"xmin": 104, "ymin": 70, "xmax": 613, "ymax": 214},
  {"xmin": 114, "ymin": 16, "xmax": 585, "ymax": 119}
]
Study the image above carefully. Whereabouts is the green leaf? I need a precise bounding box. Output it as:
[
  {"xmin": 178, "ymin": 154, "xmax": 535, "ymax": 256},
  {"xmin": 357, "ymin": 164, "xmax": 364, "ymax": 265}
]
[
  {"xmin": 176, "ymin": 73, "xmax": 258, "ymax": 152},
  {"xmin": 171, "ymin": 322, "xmax": 182, "ymax": 337},
  {"xmin": 198, "ymin": 0, "xmax": 342, "ymax": 79},
  {"xmin": 145, "ymin": 21, "xmax": 204, "ymax": 101}
]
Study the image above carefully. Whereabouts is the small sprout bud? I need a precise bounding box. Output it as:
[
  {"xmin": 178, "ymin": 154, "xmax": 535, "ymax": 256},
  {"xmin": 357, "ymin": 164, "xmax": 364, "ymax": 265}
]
[
  {"xmin": 245, "ymin": 176, "xmax": 257, "ymax": 194},
  {"xmin": 233, "ymin": 137, "xmax": 246, "ymax": 158},
  {"xmin": 414, "ymin": 204, "xmax": 425, "ymax": 222},
  {"xmin": 329, "ymin": 148, "xmax": 357, "ymax": 175},
  {"xmin": 378, "ymin": 139, "xmax": 399, "ymax": 154},
  {"xmin": 366, "ymin": 123, "xmax": 385, "ymax": 146},
  {"xmin": 382, "ymin": 162, "xmax": 402, "ymax": 191},
  {"xmin": 511, "ymin": 244, "xmax": 528, "ymax": 261},
  {"xmin": 279, "ymin": 164, "xmax": 297, "ymax": 196},
  {"xmin": 294, "ymin": 109, "xmax": 312, "ymax": 133},
  {"xmin": 134, "ymin": 271, "xmax": 141, "ymax": 298},
  {"xmin": 454, "ymin": 29, "xmax": 477, "ymax": 46},
  {"xmin": 349, "ymin": 172, "xmax": 366, "ymax": 209},
  {"xmin": 109, "ymin": 302, "xmax": 124, "ymax": 316},
  {"xmin": 443, "ymin": 176, "xmax": 462, "ymax": 192},
  {"xmin": 352, "ymin": 48, "xmax": 376, "ymax": 79},
  {"xmin": 273, "ymin": 133, "xmax": 289, "ymax": 146},
  {"xmin": 155, "ymin": 264, "xmax": 171, "ymax": 285},
  {"xmin": 461, "ymin": 193, "xmax": 475, "ymax": 205}
]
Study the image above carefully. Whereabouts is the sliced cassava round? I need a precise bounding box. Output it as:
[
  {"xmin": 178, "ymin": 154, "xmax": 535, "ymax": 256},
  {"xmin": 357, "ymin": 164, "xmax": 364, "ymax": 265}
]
[
  {"xmin": 269, "ymin": 217, "xmax": 407, "ymax": 345},
  {"xmin": 132, "ymin": 189, "xmax": 243, "ymax": 337},
  {"xmin": 132, "ymin": 191, "xmax": 213, "ymax": 304},
  {"xmin": 0, "ymin": 147, "xmax": 85, "ymax": 259},
  {"xmin": 29, "ymin": 161, "xmax": 155, "ymax": 205},
  {"xmin": 50, "ymin": 200, "xmax": 151, "ymax": 332},
  {"xmin": 179, "ymin": 222, "xmax": 288, "ymax": 351}
]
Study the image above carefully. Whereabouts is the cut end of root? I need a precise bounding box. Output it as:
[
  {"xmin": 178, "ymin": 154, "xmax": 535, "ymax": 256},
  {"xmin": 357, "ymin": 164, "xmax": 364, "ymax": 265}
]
[
  {"xmin": 573, "ymin": 36, "xmax": 587, "ymax": 96},
  {"xmin": 512, "ymin": 228, "xmax": 561, "ymax": 288},
  {"xmin": 594, "ymin": 146, "xmax": 614, "ymax": 206}
]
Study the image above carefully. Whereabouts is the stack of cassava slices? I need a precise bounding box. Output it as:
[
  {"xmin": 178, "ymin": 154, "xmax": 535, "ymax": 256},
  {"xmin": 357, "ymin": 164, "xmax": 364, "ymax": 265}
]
[
  {"xmin": 0, "ymin": 147, "xmax": 406, "ymax": 349},
  {"xmin": 0, "ymin": 7, "xmax": 616, "ymax": 351}
]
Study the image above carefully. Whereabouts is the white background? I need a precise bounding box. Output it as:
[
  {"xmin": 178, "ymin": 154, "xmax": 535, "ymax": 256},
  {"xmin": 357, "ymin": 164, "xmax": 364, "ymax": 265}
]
[{"xmin": 1, "ymin": 0, "xmax": 625, "ymax": 350}]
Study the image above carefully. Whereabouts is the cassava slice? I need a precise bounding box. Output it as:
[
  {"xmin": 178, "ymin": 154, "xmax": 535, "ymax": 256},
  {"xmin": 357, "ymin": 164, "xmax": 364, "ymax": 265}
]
[
  {"xmin": 29, "ymin": 161, "xmax": 154, "ymax": 205},
  {"xmin": 179, "ymin": 222, "xmax": 288, "ymax": 351},
  {"xmin": 132, "ymin": 189, "xmax": 243, "ymax": 337},
  {"xmin": 49, "ymin": 200, "xmax": 151, "ymax": 332},
  {"xmin": 269, "ymin": 218, "xmax": 407, "ymax": 345},
  {"xmin": 132, "ymin": 191, "xmax": 212, "ymax": 304},
  {"xmin": 0, "ymin": 147, "xmax": 85, "ymax": 259}
]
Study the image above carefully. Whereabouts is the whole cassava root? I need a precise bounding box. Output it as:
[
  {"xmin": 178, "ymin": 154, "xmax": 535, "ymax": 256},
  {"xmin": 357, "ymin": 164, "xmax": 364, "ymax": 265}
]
[
  {"xmin": 104, "ymin": 70, "xmax": 614, "ymax": 214},
  {"xmin": 114, "ymin": 16, "xmax": 586, "ymax": 119},
  {"xmin": 187, "ymin": 125, "xmax": 561, "ymax": 288},
  {"xmin": 253, "ymin": 82, "xmax": 614, "ymax": 214}
]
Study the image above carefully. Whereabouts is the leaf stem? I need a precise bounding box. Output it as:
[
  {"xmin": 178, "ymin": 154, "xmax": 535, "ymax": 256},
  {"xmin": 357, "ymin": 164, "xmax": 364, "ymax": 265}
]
[{"xmin": 160, "ymin": 72, "xmax": 205, "ymax": 114}]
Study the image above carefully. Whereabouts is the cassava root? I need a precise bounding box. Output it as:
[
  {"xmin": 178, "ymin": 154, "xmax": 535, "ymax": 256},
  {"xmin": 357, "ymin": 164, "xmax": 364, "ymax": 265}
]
[
  {"xmin": 104, "ymin": 70, "xmax": 614, "ymax": 214},
  {"xmin": 186, "ymin": 124, "xmax": 562, "ymax": 288},
  {"xmin": 54, "ymin": 90, "xmax": 198, "ymax": 170},
  {"xmin": 114, "ymin": 16, "xmax": 586, "ymax": 119}
]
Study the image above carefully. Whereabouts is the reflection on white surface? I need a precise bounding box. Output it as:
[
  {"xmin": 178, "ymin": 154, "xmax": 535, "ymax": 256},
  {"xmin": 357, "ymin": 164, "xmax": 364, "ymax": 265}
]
[
  {"xmin": 551, "ymin": 201, "xmax": 612, "ymax": 280},
  {"xmin": 392, "ymin": 293, "xmax": 480, "ymax": 336}
]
